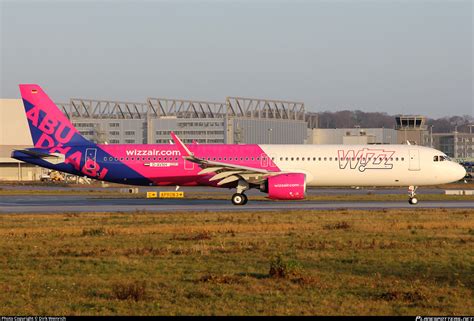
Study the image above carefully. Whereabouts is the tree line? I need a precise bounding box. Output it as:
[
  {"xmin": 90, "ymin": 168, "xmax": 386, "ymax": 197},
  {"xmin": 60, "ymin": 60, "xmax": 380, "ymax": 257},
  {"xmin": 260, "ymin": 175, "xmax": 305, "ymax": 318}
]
[{"xmin": 315, "ymin": 110, "xmax": 473, "ymax": 133}]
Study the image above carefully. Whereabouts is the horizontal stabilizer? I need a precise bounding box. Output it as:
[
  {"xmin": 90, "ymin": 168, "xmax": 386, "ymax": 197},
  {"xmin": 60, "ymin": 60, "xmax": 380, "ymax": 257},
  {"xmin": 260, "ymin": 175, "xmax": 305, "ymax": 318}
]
[{"xmin": 13, "ymin": 149, "xmax": 65, "ymax": 164}]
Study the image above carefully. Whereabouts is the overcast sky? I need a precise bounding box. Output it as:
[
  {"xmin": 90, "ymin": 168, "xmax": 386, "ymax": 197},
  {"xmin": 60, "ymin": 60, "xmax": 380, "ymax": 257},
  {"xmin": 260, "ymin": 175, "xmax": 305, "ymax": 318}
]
[{"xmin": 0, "ymin": 0, "xmax": 472, "ymax": 117}]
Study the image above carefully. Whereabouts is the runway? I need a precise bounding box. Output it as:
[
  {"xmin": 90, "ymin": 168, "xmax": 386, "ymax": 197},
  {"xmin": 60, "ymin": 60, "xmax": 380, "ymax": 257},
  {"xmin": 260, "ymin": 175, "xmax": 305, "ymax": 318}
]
[{"xmin": 0, "ymin": 194, "xmax": 473, "ymax": 213}]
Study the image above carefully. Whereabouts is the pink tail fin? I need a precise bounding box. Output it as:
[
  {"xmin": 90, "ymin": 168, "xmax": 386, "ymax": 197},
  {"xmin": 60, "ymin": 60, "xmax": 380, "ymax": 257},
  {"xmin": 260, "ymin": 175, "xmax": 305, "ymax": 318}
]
[{"xmin": 19, "ymin": 84, "xmax": 91, "ymax": 148}]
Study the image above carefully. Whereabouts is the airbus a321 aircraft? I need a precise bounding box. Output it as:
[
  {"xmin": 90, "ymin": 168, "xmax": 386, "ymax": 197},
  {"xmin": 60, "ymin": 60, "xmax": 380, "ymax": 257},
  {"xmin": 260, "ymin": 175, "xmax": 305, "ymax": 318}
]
[{"xmin": 12, "ymin": 85, "xmax": 466, "ymax": 205}]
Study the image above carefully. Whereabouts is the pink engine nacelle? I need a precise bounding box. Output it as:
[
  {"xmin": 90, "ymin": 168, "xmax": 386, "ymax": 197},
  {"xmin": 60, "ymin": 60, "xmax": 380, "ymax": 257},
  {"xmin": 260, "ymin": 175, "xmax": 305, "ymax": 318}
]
[{"xmin": 264, "ymin": 173, "xmax": 306, "ymax": 200}]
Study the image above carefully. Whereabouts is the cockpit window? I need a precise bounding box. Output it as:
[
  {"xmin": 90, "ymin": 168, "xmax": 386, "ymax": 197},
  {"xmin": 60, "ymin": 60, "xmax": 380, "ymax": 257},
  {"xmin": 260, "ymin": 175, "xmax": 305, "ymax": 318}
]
[{"xmin": 436, "ymin": 155, "xmax": 450, "ymax": 162}]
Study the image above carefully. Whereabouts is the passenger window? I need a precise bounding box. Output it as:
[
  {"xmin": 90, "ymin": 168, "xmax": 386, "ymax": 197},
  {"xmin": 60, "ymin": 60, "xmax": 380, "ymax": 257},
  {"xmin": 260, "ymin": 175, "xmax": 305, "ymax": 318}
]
[
  {"xmin": 280, "ymin": 157, "xmax": 283, "ymax": 161},
  {"xmin": 296, "ymin": 157, "xmax": 299, "ymax": 161},
  {"xmin": 329, "ymin": 157, "xmax": 332, "ymax": 161},
  {"xmin": 291, "ymin": 157, "xmax": 294, "ymax": 161},
  {"xmin": 318, "ymin": 157, "xmax": 321, "ymax": 161},
  {"xmin": 324, "ymin": 157, "xmax": 327, "ymax": 161},
  {"xmin": 313, "ymin": 157, "xmax": 316, "ymax": 161},
  {"xmin": 401, "ymin": 157, "xmax": 404, "ymax": 161}
]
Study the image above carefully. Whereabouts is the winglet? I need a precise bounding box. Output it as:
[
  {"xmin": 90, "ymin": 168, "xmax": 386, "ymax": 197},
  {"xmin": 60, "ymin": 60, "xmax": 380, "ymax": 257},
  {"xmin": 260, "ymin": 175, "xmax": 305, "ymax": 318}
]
[{"xmin": 170, "ymin": 131, "xmax": 194, "ymax": 157}]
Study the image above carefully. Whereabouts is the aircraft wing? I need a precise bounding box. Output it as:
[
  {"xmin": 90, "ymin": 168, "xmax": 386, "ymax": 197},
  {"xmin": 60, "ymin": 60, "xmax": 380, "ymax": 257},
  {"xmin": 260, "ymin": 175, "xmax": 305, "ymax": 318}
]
[{"xmin": 170, "ymin": 132, "xmax": 280, "ymax": 185}]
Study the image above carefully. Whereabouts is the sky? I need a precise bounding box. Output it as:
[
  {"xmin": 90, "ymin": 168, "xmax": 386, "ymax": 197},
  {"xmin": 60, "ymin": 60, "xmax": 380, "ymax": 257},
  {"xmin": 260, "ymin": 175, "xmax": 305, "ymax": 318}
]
[{"xmin": 0, "ymin": 0, "xmax": 472, "ymax": 118}]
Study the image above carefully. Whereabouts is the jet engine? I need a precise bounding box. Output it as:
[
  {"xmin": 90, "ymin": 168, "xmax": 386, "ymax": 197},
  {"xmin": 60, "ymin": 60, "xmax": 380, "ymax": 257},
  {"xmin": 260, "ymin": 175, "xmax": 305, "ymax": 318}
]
[{"xmin": 260, "ymin": 173, "xmax": 306, "ymax": 200}]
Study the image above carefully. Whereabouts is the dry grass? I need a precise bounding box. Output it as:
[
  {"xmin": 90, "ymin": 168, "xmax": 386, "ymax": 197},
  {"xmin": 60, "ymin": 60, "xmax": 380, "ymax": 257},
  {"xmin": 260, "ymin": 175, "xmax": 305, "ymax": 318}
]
[{"xmin": 0, "ymin": 208, "xmax": 472, "ymax": 315}]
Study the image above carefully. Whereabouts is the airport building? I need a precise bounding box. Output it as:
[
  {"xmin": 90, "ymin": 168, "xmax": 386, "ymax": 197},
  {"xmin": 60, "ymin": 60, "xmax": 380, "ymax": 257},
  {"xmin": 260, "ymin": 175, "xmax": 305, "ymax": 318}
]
[
  {"xmin": 425, "ymin": 131, "xmax": 474, "ymax": 159},
  {"xmin": 0, "ymin": 99, "xmax": 43, "ymax": 180},
  {"xmin": 395, "ymin": 115, "xmax": 428, "ymax": 145},
  {"xmin": 307, "ymin": 127, "xmax": 397, "ymax": 145},
  {"xmin": 306, "ymin": 115, "xmax": 427, "ymax": 146},
  {"xmin": 57, "ymin": 96, "xmax": 308, "ymax": 145}
]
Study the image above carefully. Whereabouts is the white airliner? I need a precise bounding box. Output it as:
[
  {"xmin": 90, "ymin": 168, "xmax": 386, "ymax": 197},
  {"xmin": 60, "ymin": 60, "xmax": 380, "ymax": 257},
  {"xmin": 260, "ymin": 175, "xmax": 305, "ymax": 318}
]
[{"xmin": 12, "ymin": 84, "xmax": 467, "ymax": 205}]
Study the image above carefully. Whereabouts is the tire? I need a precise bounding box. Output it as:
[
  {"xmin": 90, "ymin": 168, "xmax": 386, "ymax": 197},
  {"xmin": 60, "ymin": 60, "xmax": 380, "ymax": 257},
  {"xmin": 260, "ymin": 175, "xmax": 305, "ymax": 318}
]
[
  {"xmin": 409, "ymin": 197, "xmax": 418, "ymax": 205},
  {"xmin": 232, "ymin": 193, "xmax": 246, "ymax": 205}
]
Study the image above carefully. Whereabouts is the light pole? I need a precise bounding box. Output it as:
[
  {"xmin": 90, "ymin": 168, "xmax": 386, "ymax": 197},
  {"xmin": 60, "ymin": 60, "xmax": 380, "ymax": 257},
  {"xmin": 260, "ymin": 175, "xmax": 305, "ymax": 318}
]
[
  {"xmin": 430, "ymin": 125, "xmax": 434, "ymax": 148},
  {"xmin": 267, "ymin": 128, "xmax": 273, "ymax": 144},
  {"xmin": 469, "ymin": 125, "xmax": 474, "ymax": 158}
]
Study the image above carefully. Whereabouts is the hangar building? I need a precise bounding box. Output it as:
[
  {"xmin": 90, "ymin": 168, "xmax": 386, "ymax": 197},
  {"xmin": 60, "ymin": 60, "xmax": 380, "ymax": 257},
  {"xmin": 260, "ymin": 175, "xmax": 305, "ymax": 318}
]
[
  {"xmin": 57, "ymin": 96, "xmax": 308, "ymax": 145},
  {"xmin": 0, "ymin": 99, "xmax": 42, "ymax": 181}
]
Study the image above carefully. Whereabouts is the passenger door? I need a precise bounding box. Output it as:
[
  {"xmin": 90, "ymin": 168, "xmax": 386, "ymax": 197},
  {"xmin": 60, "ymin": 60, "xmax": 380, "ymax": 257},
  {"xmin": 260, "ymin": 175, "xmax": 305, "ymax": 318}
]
[
  {"xmin": 408, "ymin": 149, "xmax": 420, "ymax": 171},
  {"xmin": 260, "ymin": 153, "xmax": 269, "ymax": 168},
  {"xmin": 184, "ymin": 159, "xmax": 194, "ymax": 171},
  {"xmin": 85, "ymin": 148, "xmax": 98, "ymax": 170}
]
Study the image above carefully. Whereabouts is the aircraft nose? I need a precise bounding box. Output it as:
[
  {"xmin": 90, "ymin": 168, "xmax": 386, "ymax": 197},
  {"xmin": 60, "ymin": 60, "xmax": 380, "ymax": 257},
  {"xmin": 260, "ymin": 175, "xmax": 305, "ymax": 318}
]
[{"xmin": 454, "ymin": 163, "xmax": 467, "ymax": 181}]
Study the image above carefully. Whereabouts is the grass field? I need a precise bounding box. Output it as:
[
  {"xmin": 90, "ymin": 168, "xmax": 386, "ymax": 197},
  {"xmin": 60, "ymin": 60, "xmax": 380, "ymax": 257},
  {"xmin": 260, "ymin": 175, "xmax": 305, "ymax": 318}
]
[{"xmin": 0, "ymin": 209, "xmax": 473, "ymax": 315}]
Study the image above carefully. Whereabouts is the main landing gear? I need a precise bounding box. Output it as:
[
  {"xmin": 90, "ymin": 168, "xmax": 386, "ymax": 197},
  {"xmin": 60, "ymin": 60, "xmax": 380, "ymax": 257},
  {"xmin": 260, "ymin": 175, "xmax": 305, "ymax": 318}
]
[
  {"xmin": 408, "ymin": 185, "xmax": 418, "ymax": 205},
  {"xmin": 231, "ymin": 179, "xmax": 249, "ymax": 205},
  {"xmin": 232, "ymin": 193, "xmax": 248, "ymax": 205}
]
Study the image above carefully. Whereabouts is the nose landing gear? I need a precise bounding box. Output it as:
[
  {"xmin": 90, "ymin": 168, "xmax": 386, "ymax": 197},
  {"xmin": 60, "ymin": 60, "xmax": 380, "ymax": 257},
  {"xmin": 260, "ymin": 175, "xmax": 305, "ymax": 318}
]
[{"xmin": 408, "ymin": 185, "xmax": 418, "ymax": 205}]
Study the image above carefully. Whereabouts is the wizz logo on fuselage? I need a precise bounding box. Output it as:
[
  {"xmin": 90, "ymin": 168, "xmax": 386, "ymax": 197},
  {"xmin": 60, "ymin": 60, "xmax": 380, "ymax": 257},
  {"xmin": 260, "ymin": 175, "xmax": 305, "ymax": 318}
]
[{"xmin": 338, "ymin": 148, "xmax": 395, "ymax": 172}]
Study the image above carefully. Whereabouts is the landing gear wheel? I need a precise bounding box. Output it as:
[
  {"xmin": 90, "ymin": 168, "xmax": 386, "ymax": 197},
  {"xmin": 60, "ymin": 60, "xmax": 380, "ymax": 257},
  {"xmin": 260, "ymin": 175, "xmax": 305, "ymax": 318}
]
[
  {"xmin": 232, "ymin": 193, "xmax": 247, "ymax": 205},
  {"xmin": 407, "ymin": 186, "xmax": 419, "ymax": 205},
  {"xmin": 408, "ymin": 197, "xmax": 418, "ymax": 205}
]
